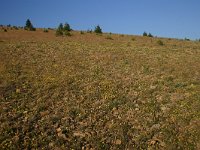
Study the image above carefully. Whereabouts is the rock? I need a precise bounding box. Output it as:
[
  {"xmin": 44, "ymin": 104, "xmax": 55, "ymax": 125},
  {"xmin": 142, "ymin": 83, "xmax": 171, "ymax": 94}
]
[
  {"xmin": 150, "ymin": 85, "xmax": 157, "ymax": 90},
  {"xmin": 40, "ymin": 110, "xmax": 49, "ymax": 117},
  {"xmin": 56, "ymin": 128, "xmax": 62, "ymax": 133},
  {"xmin": 135, "ymin": 108, "xmax": 139, "ymax": 111},
  {"xmin": 115, "ymin": 139, "xmax": 122, "ymax": 145},
  {"xmin": 73, "ymin": 131, "xmax": 85, "ymax": 138},
  {"xmin": 135, "ymin": 104, "xmax": 139, "ymax": 107},
  {"xmin": 23, "ymin": 111, "xmax": 28, "ymax": 114}
]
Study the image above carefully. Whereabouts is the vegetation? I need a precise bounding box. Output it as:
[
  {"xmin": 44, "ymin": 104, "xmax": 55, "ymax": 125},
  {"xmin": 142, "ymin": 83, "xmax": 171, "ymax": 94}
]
[
  {"xmin": 157, "ymin": 39, "xmax": 164, "ymax": 45},
  {"xmin": 24, "ymin": 19, "xmax": 36, "ymax": 31},
  {"xmin": 148, "ymin": 33, "xmax": 153, "ymax": 37},
  {"xmin": 87, "ymin": 29, "xmax": 92, "ymax": 33},
  {"xmin": 63, "ymin": 23, "xmax": 71, "ymax": 31},
  {"xmin": 43, "ymin": 29, "xmax": 48, "ymax": 33},
  {"xmin": 56, "ymin": 23, "xmax": 72, "ymax": 36},
  {"xmin": 80, "ymin": 31, "xmax": 84, "ymax": 34},
  {"xmin": 185, "ymin": 37, "xmax": 190, "ymax": 41},
  {"xmin": 105, "ymin": 35, "xmax": 113, "ymax": 40},
  {"xmin": 0, "ymin": 28, "xmax": 200, "ymax": 149},
  {"xmin": 143, "ymin": 32, "xmax": 148, "ymax": 36},
  {"xmin": 94, "ymin": 25, "xmax": 102, "ymax": 34}
]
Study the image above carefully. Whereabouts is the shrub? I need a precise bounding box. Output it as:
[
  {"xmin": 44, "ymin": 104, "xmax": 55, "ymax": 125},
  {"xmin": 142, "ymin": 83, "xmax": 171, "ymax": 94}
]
[
  {"xmin": 13, "ymin": 26, "xmax": 18, "ymax": 30},
  {"xmin": 80, "ymin": 31, "xmax": 84, "ymax": 34},
  {"xmin": 94, "ymin": 25, "xmax": 102, "ymax": 34},
  {"xmin": 157, "ymin": 40, "xmax": 164, "ymax": 46},
  {"xmin": 43, "ymin": 29, "xmax": 48, "ymax": 33},
  {"xmin": 24, "ymin": 19, "xmax": 36, "ymax": 31},
  {"xmin": 64, "ymin": 31, "xmax": 72, "ymax": 36},
  {"xmin": 4, "ymin": 29, "xmax": 7, "ymax": 32},
  {"xmin": 105, "ymin": 35, "xmax": 113, "ymax": 40},
  {"xmin": 87, "ymin": 29, "xmax": 92, "ymax": 33},
  {"xmin": 143, "ymin": 32, "xmax": 148, "ymax": 36},
  {"xmin": 131, "ymin": 37, "xmax": 135, "ymax": 41},
  {"xmin": 55, "ymin": 29, "xmax": 63, "ymax": 36},
  {"xmin": 184, "ymin": 38, "xmax": 190, "ymax": 41},
  {"xmin": 148, "ymin": 33, "xmax": 153, "ymax": 37}
]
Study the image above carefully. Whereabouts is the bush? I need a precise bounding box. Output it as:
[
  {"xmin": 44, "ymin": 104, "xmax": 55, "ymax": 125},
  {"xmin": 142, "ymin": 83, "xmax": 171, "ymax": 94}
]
[
  {"xmin": 157, "ymin": 40, "xmax": 164, "ymax": 46},
  {"xmin": 87, "ymin": 29, "xmax": 92, "ymax": 33},
  {"xmin": 55, "ymin": 29, "xmax": 63, "ymax": 36},
  {"xmin": 131, "ymin": 37, "xmax": 135, "ymax": 41},
  {"xmin": 64, "ymin": 31, "xmax": 72, "ymax": 36},
  {"xmin": 105, "ymin": 36, "xmax": 113, "ymax": 40},
  {"xmin": 94, "ymin": 25, "xmax": 102, "ymax": 34},
  {"xmin": 43, "ymin": 29, "xmax": 48, "ymax": 33},
  {"xmin": 184, "ymin": 38, "xmax": 190, "ymax": 41},
  {"xmin": 143, "ymin": 32, "xmax": 148, "ymax": 36},
  {"xmin": 4, "ymin": 29, "xmax": 7, "ymax": 32},
  {"xmin": 80, "ymin": 31, "xmax": 84, "ymax": 34},
  {"xmin": 13, "ymin": 26, "xmax": 18, "ymax": 30}
]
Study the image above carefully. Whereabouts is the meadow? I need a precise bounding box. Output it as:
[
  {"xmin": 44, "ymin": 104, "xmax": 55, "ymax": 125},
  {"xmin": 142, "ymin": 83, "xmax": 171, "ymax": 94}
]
[{"xmin": 0, "ymin": 28, "xmax": 200, "ymax": 149}]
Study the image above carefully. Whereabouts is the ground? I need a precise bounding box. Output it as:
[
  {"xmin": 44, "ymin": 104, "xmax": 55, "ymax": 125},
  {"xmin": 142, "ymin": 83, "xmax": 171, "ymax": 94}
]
[{"xmin": 0, "ymin": 28, "xmax": 200, "ymax": 149}]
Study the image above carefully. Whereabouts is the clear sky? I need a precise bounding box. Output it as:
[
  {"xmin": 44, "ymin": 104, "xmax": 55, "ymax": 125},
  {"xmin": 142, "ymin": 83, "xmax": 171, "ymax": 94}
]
[{"xmin": 0, "ymin": 0, "xmax": 200, "ymax": 39}]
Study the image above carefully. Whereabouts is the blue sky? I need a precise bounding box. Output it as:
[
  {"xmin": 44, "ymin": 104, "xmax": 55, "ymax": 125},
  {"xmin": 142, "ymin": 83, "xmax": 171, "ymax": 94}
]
[{"xmin": 0, "ymin": 0, "xmax": 200, "ymax": 39}]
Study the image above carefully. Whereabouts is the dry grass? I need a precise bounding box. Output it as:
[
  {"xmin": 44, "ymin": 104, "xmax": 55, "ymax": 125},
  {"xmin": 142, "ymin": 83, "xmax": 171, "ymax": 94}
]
[{"xmin": 0, "ymin": 28, "xmax": 200, "ymax": 149}]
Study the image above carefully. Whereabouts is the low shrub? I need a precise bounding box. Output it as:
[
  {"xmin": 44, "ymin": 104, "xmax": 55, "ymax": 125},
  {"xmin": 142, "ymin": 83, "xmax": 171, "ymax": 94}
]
[
  {"xmin": 105, "ymin": 36, "xmax": 113, "ymax": 40},
  {"xmin": 157, "ymin": 40, "xmax": 164, "ymax": 46},
  {"xmin": 43, "ymin": 29, "xmax": 48, "ymax": 33}
]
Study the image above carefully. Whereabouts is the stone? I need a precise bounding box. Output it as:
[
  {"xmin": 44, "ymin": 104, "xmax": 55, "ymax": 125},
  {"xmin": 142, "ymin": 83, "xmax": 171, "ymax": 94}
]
[{"xmin": 115, "ymin": 139, "xmax": 122, "ymax": 145}]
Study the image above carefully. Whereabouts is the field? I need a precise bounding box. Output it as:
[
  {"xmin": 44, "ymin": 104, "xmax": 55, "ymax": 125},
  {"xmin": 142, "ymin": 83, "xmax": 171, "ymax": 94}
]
[{"xmin": 0, "ymin": 28, "xmax": 200, "ymax": 149}]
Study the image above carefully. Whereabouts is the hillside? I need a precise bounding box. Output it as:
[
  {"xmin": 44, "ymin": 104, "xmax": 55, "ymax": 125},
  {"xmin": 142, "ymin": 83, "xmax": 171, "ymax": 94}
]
[{"xmin": 0, "ymin": 28, "xmax": 200, "ymax": 149}]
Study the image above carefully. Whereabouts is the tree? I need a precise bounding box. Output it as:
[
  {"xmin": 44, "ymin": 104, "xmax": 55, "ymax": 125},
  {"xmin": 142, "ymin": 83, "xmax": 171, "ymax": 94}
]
[
  {"xmin": 148, "ymin": 33, "xmax": 153, "ymax": 37},
  {"xmin": 94, "ymin": 25, "xmax": 102, "ymax": 34},
  {"xmin": 56, "ymin": 22, "xmax": 72, "ymax": 36},
  {"xmin": 56, "ymin": 23, "xmax": 63, "ymax": 36},
  {"xmin": 58, "ymin": 23, "xmax": 63, "ymax": 31},
  {"xmin": 63, "ymin": 23, "xmax": 71, "ymax": 31},
  {"xmin": 25, "ymin": 19, "xmax": 35, "ymax": 31},
  {"xmin": 143, "ymin": 32, "xmax": 147, "ymax": 36}
]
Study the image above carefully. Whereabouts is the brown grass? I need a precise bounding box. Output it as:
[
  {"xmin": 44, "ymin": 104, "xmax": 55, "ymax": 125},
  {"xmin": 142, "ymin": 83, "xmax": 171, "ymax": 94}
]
[{"xmin": 0, "ymin": 28, "xmax": 200, "ymax": 149}]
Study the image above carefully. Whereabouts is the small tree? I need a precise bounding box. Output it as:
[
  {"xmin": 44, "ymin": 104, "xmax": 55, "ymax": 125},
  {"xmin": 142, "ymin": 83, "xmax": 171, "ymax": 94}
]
[
  {"xmin": 25, "ymin": 19, "xmax": 35, "ymax": 31},
  {"xmin": 58, "ymin": 23, "xmax": 63, "ymax": 31},
  {"xmin": 63, "ymin": 23, "xmax": 71, "ymax": 31},
  {"xmin": 56, "ymin": 22, "xmax": 72, "ymax": 36},
  {"xmin": 94, "ymin": 25, "xmax": 102, "ymax": 34},
  {"xmin": 143, "ymin": 32, "xmax": 147, "ymax": 36},
  {"xmin": 148, "ymin": 33, "xmax": 153, "ymax": 37}
]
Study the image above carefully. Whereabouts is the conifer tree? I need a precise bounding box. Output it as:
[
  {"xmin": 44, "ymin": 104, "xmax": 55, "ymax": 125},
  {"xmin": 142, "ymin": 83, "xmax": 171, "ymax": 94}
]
[
  {"xmin": 25, "ymin": 19, "xmax": 35, "ymax": 31},
  {"xmin": 94, "ymin": 25, "xmax": 102, "ymax": 34}
]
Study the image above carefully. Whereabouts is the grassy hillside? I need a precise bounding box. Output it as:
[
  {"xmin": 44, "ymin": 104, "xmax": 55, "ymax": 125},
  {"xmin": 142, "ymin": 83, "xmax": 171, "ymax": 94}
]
[{"xmin": 0, "ymin": 28, "xmax": 200, "ymax": 149}]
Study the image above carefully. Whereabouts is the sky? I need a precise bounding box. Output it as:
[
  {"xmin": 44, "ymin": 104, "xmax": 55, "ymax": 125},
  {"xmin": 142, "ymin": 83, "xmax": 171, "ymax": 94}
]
[{"xmin": 0, "ymin": 0, "xmax": 200, "ymax": 39}]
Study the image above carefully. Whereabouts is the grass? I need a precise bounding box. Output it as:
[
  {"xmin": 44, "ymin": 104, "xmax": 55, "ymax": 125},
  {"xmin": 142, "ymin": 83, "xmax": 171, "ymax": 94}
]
[{"xmin": 0, "ymin": 28, "xmax": 200, "ymax": 149}]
